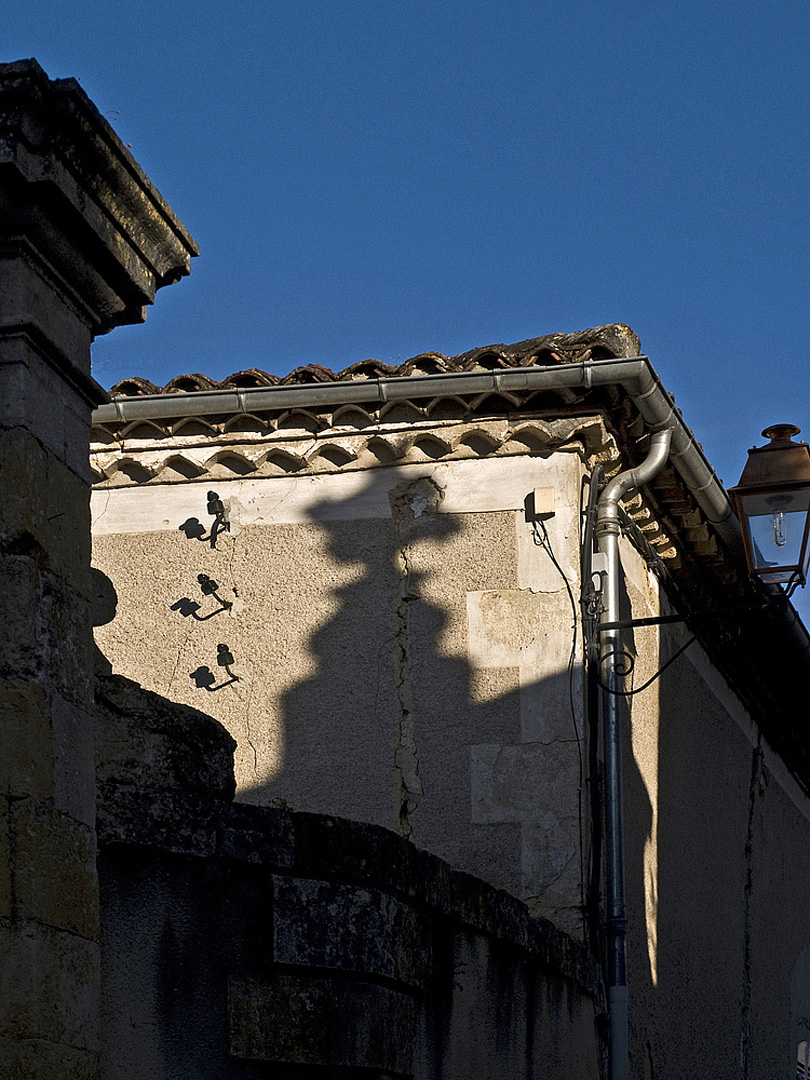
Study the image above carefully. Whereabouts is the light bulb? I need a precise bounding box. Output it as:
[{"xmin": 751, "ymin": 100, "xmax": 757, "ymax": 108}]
[{"xmin": 772, "ymin": 510, "xmax": 787, "ymax": 547}]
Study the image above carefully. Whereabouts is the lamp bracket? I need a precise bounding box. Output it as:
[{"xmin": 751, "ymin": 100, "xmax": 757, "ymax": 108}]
[{"xmin": 598, "ymin": 600, "xmax": 771, "ymax": 633}]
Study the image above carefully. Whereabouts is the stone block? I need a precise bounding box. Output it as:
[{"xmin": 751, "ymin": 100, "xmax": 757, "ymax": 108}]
[
  {"xmin": 0, "ymin": 920, "xmax": 99, "ymax": 1049},
  {"xmin": 37, "ymin": 571, "xmax": 94, "ymax": 706},
  {"xmin": 272, "ymin": 875, "xmax": 432, "ymax": 990},
  {"xmin": 0, "ymin": 427, "xmax": 45, "ymax": 537},
  {"xmin": 0, "ymin": 678, "xmax": 54, "ymax": 798},
  {"xmin": 215, "ymin": 803, "xmax": 293, "ymax": 866},
  {"xmin": 0, "ymin": 427, "xmax": 92, "ymax": 589},
  {"xmin": 531, "ymin": 971, "xmax": 601, "ymax": 1080},
  {"xmin": 96, "ymin": 785, "xmax": 219, "ymax": 857},
  {"xmin": 0, "ymin": 59, "xmax": 198, "ymax": 334},
  {"xmin": 52, "ymin": 693, "xmax": 96, "ymax": 827},
  {"xmin": 94, "ymin": 673, "xmax": 235, "ymax": 799},
  {"xmin": 291, "ymin": 812, "xmax": 421, "ymax": 895},
  {"xmin": 228, "ymin": 973, "xmax": 414, "ymax": 1073},
  {"xmin": 0, "ymin": 1036, "xmax": 98, "ymax": 1080},
  {"xmin": 0, "ymin": 555, "xmax": 41, "ymax": 678},
  {"xmin": 0, "ymin": 548, "xmax": 92, "ymax": 709},
  {"xmin": 445, "ymin": 866, "xmax": 530, "ymax": 950},
  {"xmin": 0, "ymin": 337, "xmax": 93, "ymax": 480},
  {"xmin": 440, "ymin": 930, "xmax": 529, "ymax": 1080},
  {"xmin": 43, "ymin": 450, "xmax": 93, "ymax": 583},
  {"xmin": 0, "ymin": 253, "xmax": 96, "ymax": 384},
  {"xmin": 12, "ymin": 801, "xmax": 99, "ymax": 939},
  {"xmin": 0, "ymin": 799, "xmax": 10, "ymax": 919}
]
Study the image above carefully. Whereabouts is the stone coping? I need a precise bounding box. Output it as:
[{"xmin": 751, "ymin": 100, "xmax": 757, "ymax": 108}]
[{"xmin": 97, "ymin": 783, "xmax": 602, "ymax": 1002}]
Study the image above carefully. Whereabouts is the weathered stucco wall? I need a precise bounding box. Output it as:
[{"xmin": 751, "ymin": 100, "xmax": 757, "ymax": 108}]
[
  {"xmin": 93, "ymin": 450, "xmax": 588, "ymax": 935},
  {"xmin": 87, "ymin": 363, "xmax": 810, "ymax": 1080},
  {"xmin": 618, "ymin": 537, "xmax": 810, "ymax": 1079},
  {"xmin": 92, "ymin": 427, "xmax": 810, "ymax": 1079}
]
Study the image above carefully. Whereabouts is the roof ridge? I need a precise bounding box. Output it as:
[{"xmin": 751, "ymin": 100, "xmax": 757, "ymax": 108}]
[{"xmin": 107, "ymin": 323, "xmax": 641, "ymax": 397}]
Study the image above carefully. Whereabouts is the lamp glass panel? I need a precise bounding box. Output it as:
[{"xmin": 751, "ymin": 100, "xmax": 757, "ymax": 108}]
[{"xmin": 740, "ymin": 490, "xmax": 810, "ymax": 575}]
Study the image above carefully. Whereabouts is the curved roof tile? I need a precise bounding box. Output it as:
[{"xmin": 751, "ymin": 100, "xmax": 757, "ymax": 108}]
[
  {"xmin": 339, "ymin": 359, "xmax": 399, "ymax": 380},
  {"xmin": 162, "ymin": 373, "xmax": 220, "ymax": 394},
  {"xmin": 220, "ymin": 369, "xmax": 281, "ymax": 389},
  {"xmin": 280, "ymin": 364, "xmax": 341, "ymax": 385},
  {"xmin": 106, "ymin": 324, "xmax": 641, "ymax": 397},
  {"xmin": 109, "ymin": 376, "xmax": 161, "ymax": 396}
]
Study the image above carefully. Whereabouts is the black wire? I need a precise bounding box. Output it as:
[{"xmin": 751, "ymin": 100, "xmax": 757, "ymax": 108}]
[
  {"xmin": 532, "ymin": 518, "xmax": 580, "ymax": 735},
  {"xmin": 532, "ymin": 517, "xmax": 586, "ymax": 930}
]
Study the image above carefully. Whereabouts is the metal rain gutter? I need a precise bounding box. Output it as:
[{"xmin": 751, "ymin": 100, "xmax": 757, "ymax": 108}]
[
  {"xmin": 595, "ymin": 427, "xmax": 674, "ymax": 1080},
  {"xmin": 92, "ymin": 355, "xmax": 742, "ymax": 557}
]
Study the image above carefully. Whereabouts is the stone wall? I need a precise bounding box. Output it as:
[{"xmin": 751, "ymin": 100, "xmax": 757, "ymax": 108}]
[
  {"xmin": 95, "ymin": 677, "xmax": 604, "ymax": 1079},
  {"xmin": 0, "ymin": 58, "xmax": 195, "ymax": 1079}
]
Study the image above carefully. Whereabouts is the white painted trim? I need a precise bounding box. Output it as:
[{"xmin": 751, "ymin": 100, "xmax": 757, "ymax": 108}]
[{"xmin": 91, "ymin": 456, "xmax": 576, "ymax": 535}]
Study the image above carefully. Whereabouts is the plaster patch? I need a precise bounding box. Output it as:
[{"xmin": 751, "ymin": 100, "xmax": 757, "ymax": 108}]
[
  {"xmin": 478, "ymin": 589, "xmax": 554, "ymax": 655},
  {"xmin": 466, "ymin": 589, "xmax": 575, "ymax": 744},
  {"xmin": 465, "ymin": 488, "xmax": 584, "ymax": 926},
  {"xmin": 514, "ymin": 458, "xmax": 580, "ymax": 592},
  {"xmin": 471, "ymin": 742, "xmax": 580, "ymax": 824},
  {"xmin": 471, "ymin": 741, "xmax": 580, "ymax": 899}
]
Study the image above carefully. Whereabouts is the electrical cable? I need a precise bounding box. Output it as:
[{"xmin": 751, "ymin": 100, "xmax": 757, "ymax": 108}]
[
  {"xmin": 532, "ymin": 516, "xmax": 586, "ymax": 932},
  {"xmin": 532, "ymin": 518, "xmax": 580, "ymax": 744}
]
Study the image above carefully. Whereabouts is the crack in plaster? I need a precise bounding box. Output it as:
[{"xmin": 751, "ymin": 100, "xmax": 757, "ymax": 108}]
[
  {"xmin": 239, "ymin": 479, "xmax": 300, "ymax": 531},
  {"xmin": 523, "ymin": 843, "xmax": 579, "ymax": 898},
  {"xmin": 166, "ymin": 619, "xmax": 196, "ymax": 699},
  {"xmin": 92, "ymin": 486, "xmax": 112, "ymax": 528},
  {"xmin": 387, "ymin": 476, "xmax": 443, "ymax": 839},
  {"xmin": 739, "ymin": 738, "xmax": 763, "ymax": 1079},
  {"xmin": 392, "ymin": 540, "xmax": 422, "ymax": 839},
  {"xmin": 242, "ymin": 669, "xmax": 259, "ymax": 783}
]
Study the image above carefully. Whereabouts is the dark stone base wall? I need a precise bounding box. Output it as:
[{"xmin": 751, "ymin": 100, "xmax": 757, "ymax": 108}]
[{"xmin": 98, "ymin": 797, "xmax": 603, "ymax": 1080}]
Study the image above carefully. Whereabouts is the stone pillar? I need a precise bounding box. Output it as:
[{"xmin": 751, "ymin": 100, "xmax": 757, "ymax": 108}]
[{"xmin": 0, "ymin": 59, "xmax": 197, "ymax": 1079}]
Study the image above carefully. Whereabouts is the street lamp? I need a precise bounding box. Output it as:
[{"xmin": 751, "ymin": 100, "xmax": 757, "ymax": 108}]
[
  {"xmin": 729, "ymin": 424, "xmax": 810, "ymax": 596},
  {"xmin": 576, "ymin": 421, "xmax": 810, "ymax": 1080}
]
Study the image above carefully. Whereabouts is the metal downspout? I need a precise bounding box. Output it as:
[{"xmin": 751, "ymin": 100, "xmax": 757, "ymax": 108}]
[{"xmin": 594, "ymin": 426, "xmax": 673, "ymax": 1080}]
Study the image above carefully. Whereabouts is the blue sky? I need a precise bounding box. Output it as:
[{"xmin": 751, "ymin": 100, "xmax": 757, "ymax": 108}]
[{"xmin": 6, "ymin": 2, "xmax": 810, "ymax": 566}]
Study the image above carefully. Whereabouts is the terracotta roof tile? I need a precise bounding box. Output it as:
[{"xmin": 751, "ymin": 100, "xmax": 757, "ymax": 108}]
[
  {"xmin": 106, "ymin": 324, "xmax": 642, "ymax": 398},
  {"xmin": 338, "ymin": 359, "xmax": 399, "ymax": 380},
  {"xmin": 220, "ymin": 369, "xmax": 281, "ymax": 389},
  {"xmin": 280, "ymin": 364, "xmax": 341, "ymax": 385},
  {"xmin": 108, "ymin": 376, "xmax": 161, "ymax": 396},
  {"xmin": 163, "ymin": 373, "xmax": 220, "ymax": 393}
]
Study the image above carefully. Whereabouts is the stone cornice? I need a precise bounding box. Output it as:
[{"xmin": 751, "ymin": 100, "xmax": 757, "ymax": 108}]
[{"xmin": 0, "ymin": 59, "xmax": 198, "ymax": 334}]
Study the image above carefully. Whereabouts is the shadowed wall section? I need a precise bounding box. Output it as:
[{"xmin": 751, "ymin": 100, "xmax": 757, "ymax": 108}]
[
  {"xmin": 0, "ymin": 59, "xmax": 195, "ymax": 1079},
  {"xmin": 96, "ymin": 727, "xmax": 604, "ymax": 1080}
]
